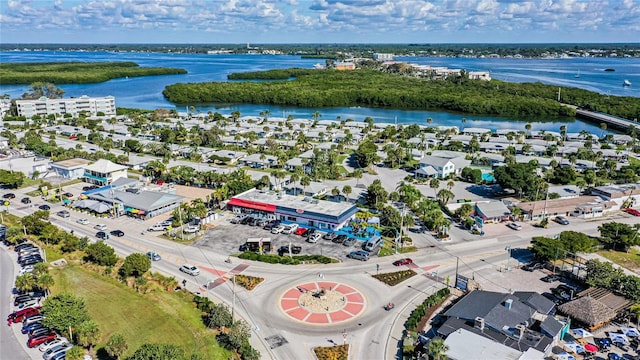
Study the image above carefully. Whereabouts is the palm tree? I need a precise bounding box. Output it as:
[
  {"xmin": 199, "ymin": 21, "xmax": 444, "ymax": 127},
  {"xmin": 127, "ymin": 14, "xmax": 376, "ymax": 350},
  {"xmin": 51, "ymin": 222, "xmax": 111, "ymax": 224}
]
[
  {"xmin": 300, "ymin": 176, "xmax": 311, "ymax": 196},
  {"xmin": 331, "ymin": 187, "xmax": 340, "ymax": 200},
  {"xmin": 353, "ymin": 169, "xmax": 363, "ymax": 186},
  {"xmin": 427, "ymin": 338, "xmax": 449, "ymax": 360},
  {"xmin": 525, "ymin": 123, "xmax": 532, "ymax": 138},
  {"xmin": 342, "ymin": 185, "xmax": 352, "ymax": 203},
  {"xmin": 15, "ymin": 274, "xmax": 36, "ymax": 293},
  {"xmin": 600, "ymin": 122, "xmax": 607, "ymax": 138},
  {"xmin": 446, "ymin": 180, "xmax": 455, "ymax": 191},
  {"xmin": 290, "ymin": 173, "xmax": 300, "ymax": 195},
  {"xmin": 429, "ymin": 178, "xmax": 440, "ymax": 198},
  {"xmin": 36, "ymin": 273, "xmax": 55, "ymax": 295},
  {"xmin": 311, "ymin": 111, "xmax": 321, "ymax": 121},
  {"xmin": 437, "ymin": 189, "xmax": 455, "ymax": 204}
]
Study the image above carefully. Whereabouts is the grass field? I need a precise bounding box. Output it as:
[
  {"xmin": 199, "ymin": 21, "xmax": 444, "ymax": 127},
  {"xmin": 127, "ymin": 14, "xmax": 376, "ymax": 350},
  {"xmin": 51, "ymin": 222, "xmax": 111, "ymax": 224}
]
[
  {"xmin": 49, "ymin": 265, "xmax": 232, "ymax": 359},
  {"xmin": 598, "ymin": 249, "xmax": 640, "ymax": 273}
]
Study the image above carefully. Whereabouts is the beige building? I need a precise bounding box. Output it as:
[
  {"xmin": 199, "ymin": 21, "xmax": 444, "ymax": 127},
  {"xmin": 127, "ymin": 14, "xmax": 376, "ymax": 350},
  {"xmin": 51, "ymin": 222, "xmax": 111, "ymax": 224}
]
[{"xmin": 16, "ymin": 95, "xmax": 116, "ymax": 118}]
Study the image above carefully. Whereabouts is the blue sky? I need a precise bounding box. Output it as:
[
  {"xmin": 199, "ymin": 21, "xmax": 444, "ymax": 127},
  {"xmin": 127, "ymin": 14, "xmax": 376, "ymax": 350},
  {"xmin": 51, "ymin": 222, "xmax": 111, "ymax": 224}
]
[{"xmin": 1, "ymin": 0, "xmax": 639, "ymax": 44}]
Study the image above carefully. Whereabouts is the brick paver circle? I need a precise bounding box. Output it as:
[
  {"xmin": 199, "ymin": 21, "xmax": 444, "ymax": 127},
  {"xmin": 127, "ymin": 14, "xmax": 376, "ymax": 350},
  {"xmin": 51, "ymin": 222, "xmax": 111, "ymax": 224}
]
[{"xmin": 279, "ymin": 281, "xmax": 366, "ymax": 325}]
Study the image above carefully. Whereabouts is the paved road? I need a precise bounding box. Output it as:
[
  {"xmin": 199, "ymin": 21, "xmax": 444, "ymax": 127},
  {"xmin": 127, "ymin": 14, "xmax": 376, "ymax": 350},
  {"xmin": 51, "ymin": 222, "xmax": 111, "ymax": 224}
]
[
  {"xmin": 0, "ymin": 245, "xmax": 31, "ymax": 360},
  {"xmin": 7, "ymin": 182, "xmax": 640, "ymax": 360}
]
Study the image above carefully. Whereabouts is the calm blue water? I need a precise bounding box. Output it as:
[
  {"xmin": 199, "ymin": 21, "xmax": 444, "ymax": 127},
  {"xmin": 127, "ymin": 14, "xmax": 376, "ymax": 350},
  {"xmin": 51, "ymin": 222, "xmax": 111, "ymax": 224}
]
[{"xmin": 1, "ymin": 50, "xmax": 638, "ymax": 134}]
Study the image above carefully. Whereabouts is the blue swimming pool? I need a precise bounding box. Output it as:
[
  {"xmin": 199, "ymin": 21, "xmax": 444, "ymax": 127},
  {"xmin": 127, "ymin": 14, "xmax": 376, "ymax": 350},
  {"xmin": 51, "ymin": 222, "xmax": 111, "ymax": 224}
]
[{"xmin": 482, "ymin": 173, "xmax": 495, "ymax": 182}]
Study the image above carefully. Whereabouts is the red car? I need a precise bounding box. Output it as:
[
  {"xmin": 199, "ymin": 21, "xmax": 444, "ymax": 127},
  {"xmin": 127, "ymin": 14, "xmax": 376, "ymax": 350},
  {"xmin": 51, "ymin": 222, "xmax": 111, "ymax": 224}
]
[
  {"xmin": 28, "ymin": 333, "xmax": 56, "ymax": 348},
  {"xmin": 624, "ymin": 208, "xmax": 640, "ymax": 217},
  {"xmin": 7, "ymin": 307, "xmax": 40, "ymax": 325},
  {"xmin": 393, "ymin": 258, "xmax": 414, "ymax": 266},
  {"xmin": 294, "ymin": 227, "xmax": 308, "ymax": 236}
]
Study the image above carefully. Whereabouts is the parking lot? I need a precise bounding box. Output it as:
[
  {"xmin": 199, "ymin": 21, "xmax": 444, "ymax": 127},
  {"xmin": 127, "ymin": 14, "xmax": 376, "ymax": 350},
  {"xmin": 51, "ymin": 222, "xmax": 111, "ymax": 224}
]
[{"xmin": 195, "ymin": 221, "xmax": 379, "ymax": 262}]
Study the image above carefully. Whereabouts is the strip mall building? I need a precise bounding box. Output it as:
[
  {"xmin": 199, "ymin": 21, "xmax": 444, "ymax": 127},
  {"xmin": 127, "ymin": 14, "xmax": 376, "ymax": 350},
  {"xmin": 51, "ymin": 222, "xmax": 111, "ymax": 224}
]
[{"xmin": 228, "ymin": 189, "xmax": 358, "ymax": 230}]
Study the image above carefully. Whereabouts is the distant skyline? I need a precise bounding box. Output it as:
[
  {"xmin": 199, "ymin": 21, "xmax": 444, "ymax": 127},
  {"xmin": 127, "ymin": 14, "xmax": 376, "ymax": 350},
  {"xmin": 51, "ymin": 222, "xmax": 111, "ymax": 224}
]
[{"xmin": 1, "ymin": 0, "xmax": 639, "ymax": 44}]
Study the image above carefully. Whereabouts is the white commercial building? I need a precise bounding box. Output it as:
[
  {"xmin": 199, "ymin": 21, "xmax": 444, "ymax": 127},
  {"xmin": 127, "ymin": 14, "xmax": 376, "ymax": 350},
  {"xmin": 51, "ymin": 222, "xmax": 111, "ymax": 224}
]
[{"xmin": 16, "ymin": 95, "xmax": 116, "ymax": 118}]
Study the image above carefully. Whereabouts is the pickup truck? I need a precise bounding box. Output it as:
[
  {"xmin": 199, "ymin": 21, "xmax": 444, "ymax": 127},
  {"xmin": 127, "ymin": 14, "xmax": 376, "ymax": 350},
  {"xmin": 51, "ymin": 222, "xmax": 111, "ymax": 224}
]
[{"xmin": 278, "ymin": 245, "xmax": 302, "ymax": 255}]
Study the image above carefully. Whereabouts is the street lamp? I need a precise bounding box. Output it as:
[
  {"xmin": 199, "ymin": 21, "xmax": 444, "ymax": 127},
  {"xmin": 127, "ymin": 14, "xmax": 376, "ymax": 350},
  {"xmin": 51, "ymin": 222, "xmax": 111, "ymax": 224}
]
[
  {"xmin": 396, "ymin": 204, "xmax": 406, "ymax": 255},
  {"xmin": 505, "ymin": 246, "xmax": 512, "ymax": 271}
]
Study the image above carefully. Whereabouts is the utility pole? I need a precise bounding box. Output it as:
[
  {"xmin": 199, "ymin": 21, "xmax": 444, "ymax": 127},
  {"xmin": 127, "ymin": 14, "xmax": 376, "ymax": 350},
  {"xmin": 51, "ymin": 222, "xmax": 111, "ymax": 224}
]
[{"xmin": 231, "ymin": 274, "xmax": 236, "ymax": 322}]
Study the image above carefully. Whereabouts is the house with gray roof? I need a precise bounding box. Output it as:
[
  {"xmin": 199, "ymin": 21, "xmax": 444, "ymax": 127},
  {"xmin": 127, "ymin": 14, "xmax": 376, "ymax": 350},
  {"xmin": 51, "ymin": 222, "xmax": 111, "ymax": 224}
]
[
  {"xmin": 208, "ymin": 149, "xmax": 247, "ymax": 164},
  {"xmin": 475, "ymin": 201, "xmax": 511, "ymax": 223},
  {"xmin": 85, "ymin": 187, "xmax": 184, "ymax": 219},
  {"xmin": 462, "ymin": 127, "xmax": 491, "ymax": 136},
  {"xmin": 240, "ymin": 153, "xmax": 277, "ymax": 169}
]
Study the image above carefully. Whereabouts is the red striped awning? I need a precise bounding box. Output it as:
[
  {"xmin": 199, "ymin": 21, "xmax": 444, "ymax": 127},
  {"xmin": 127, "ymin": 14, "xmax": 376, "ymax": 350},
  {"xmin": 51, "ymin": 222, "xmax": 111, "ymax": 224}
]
[{"xmin": 227, "ymin": 198, "xmax": 276, "ymax": 212}]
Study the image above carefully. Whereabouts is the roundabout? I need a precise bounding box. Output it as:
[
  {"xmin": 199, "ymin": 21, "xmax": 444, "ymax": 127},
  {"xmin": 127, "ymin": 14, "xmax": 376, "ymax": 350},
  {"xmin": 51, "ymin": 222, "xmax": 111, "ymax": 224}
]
[{"xmin": 279, "ymin": 281, "xmax": 366, "ymax": 325}]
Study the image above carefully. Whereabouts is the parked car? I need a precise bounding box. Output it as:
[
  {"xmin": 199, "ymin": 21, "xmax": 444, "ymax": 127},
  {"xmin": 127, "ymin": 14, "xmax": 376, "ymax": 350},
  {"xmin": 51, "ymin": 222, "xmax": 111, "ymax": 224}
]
[
  {"xmin": 271, "ymin": 225, "xmax": 285, "ymax": 234},
  {"xmin": 307, "ymin": 232, "xmax": 321, "ymax": 243},
  {"xmin": 230, "ymin": 215, "xmax": 247, "ymax": 224},
  {"xmin": 39, "ymin": 338, "xmax": 69, "ymax": 352},
  {"xmin": 323, "ymin": 232, "xmax": 338, "ymax": 241},
  {"xmin": 94, "ymin": 224, "xmax": 107, "ymax": 231},
  {"xmin": 14, "ymin": 294, "xmax": 35, "ymax": 307},
  {"xmin": 43, "ymin": 343, "xmax": 73, "ymax": 359},
  {"xmin": 303, "ymin": 229, "xmax": 316, "ymax": 238},
  {"xmin": 56, "ymin": 210, "xmax": 70, "ymax": 218},
  {"xmin": 554, "ymin": 216, "xmax": 570, "ymax": 225},
  {"xmin": 393, "ymin": 258, "xmax": 414, "ymax": 266},
  {"xmin": 278, "ymin": 245, "xmax": 302, "ymax": 255},
  {"xmin": 282, "ymin": 224, "xmax": 299, "ymax": 234},
  {"xmin": 332, "ymin": 234, "xmax": 348, "ymax": 244},
  {"xmin": 294, "ymin": 227, "xmax": 308, "ymax": 236},
  {"xmin": 522, "ymin": 262, "xmax": 544, "ymax": 272},
  {"xmin": 21, "ymin": 197, "xmax": 31, "ymax": 204},
  {"xmin": 19, "ymin": 256, "xmax": 43, "ymax": 267},
  {"xmin": 342, "ymin": 237, "xmax": 356, "ymax": 246},
  {"xmin": 507, "ymin": 222, "xmax": 522, "ymax": 230},
  {"xmin": 624, "ymin": 208, "xmax": 640, "ymax": 217},
  {"xmin": 541, "ymin": 274, "xmax": 562, "ymax": 283},
  {"xmin": 62, "ymin": 192, "xmax": 73, "ymax": 198},
  {"xmin": 347, "ymin": 250, "xmax": 370, "ymax": 261},
  {"xmin": 7, "ymin": 307, "xmax": 40, "ymax": 324},
  {"xmin": 3, "ymin": 193, "xmax": 15, "ymax": 199},
  {"xmin": 179, "ymin": 264, "xmax": 200, "ymax": 276},
  {"xmin": 38, "ymin": 204, "xmax": 51, "ymax": 211},
  {"xmin": 22, "ymin": 322, "xmax": 45, "ymax": 334},
  {"xmin": 255, "ymin": 219, "xmax": 267, "ymax": 227},
  {"xmin": 23, "ymin": 314, "xmax": 45, "ymax": 326},
  {"xmin": 183, "ymin": 225, "xmax": 199, "ymax": 234},
  {"xmin": 28, "ymin": 327, "xmax": 52, "ymax": 338},
  {"xmin": 27, "ymin": 333, "xmax": 57, "ymax": 348},
  {"xmin": 95, "ymin": 231, "xmax": 107, "ymax": 240},
  {"xmin": 15, "ymin": 243, "xmax": 37, "ymax": 252},
  {"xmin": 240, "ymin": 216, "xmax": 253, "ymax": 225},
  {"xmin": 76, "ymin": 218, "xmax": 89, "ymax": 225},
  {"xmin": 82, "ymin": 185, "xmax": 99, "ymax": 191},
  {"xmin": 109, "ymin": 230, "xmax": 124, "ymax": 237},
  {"xmin": 146, "ymin": 251, "xmax": 161, "ymax": 261},
  {"xmin": 17, "ymin": 299, "xmax": 40, "ymax": 310}
]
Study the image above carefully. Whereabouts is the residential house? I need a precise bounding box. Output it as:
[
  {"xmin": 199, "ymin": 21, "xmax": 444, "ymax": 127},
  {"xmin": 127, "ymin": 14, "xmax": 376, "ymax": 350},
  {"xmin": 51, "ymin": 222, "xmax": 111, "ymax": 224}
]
[
  {"xmin": 241, "ymin": 153, "xmax": 277, "ymax": 169},
  {"xmin": 207, "ymin": 149, "xmax": 247, "ymax": 165},
  {"xmin": 416, "ymin": 154, "xmax": 470, "ymax": 179},
  {"xmin": 284, "ymin": 181, "xmax": 327, "ymax": 197},
  {"xmin": 516, "ymin": 196, "xmax": 616, "ymax": 220},
  {"xmin": 284, "ymin": 157, "xmax": 310, "ymax": 173},
  {"xmin": 83, "ymin": 159, "xmax": 128, "ymax": 186}
]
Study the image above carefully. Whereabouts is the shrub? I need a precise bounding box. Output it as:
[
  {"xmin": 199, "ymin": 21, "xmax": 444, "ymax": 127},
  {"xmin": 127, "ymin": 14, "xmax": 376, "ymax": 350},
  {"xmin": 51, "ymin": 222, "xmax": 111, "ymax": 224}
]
[{"xmin": 405, "ymin": 288, "xmax": 450, "ymax": 332}]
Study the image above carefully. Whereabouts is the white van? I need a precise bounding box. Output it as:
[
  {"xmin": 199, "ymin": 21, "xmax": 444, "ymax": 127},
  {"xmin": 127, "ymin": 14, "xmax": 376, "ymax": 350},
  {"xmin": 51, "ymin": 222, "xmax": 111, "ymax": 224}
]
[
  {"xmin": 363, "ymin": 236, "xmax": 383, "ymax": 252},
  {"xmin": 282, "ymin": 223, "xmax": 299, "ymax": 234}
]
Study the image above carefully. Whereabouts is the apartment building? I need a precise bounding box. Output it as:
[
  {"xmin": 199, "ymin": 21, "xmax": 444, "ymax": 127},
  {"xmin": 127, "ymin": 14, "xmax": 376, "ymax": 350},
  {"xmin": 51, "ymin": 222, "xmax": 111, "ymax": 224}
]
[{"xmin": 16, "ymin": 95, "xmax": 116, "ymax": 118}]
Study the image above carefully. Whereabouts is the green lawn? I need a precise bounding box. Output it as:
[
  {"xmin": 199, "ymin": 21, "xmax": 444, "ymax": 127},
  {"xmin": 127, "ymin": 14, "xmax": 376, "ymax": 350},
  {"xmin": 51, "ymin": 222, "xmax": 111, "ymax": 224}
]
[
  {"xmin": 629, "ymin": 157, "xmax": 640, "ymax": 166},
  {"xmin": 50, "ymin": 265, "xmax": 232, "ymax": 359},
  {"xmin": 597, "ymin": 249, "xmax": 640, "ymax": 273}
]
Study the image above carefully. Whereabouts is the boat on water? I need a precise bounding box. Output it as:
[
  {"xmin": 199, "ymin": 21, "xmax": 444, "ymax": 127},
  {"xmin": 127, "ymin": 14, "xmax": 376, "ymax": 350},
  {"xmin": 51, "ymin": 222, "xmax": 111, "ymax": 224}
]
[{"xmin": 623, "ymin": 79, "xmax": 631, "ymax": 86}]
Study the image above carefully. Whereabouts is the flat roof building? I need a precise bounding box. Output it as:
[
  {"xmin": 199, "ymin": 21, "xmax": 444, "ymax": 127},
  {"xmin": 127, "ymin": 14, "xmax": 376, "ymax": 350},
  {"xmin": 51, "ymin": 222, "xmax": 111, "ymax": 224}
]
[
  {"xmin": 50, "ymin": 158, "xmax": 92, "ymax": 180},
  {"xmin": 16, "ymin": 95, "xmax": 116, "ymax": 118},
  {"xmin": 85, "ymin": 187, "xmax": 184, "ymax": 219},
  {"xmin": 228, "ymin": 189, "xmax": 358, "ymax": 230}
]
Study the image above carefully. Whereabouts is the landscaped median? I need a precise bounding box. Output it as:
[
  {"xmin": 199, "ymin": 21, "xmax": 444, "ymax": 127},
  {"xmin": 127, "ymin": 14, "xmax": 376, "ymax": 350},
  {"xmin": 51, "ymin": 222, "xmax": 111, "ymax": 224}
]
[
  {"xmin": 313, "ymin": 344, "xmax": 349, "ymax": 360},
  {"xmin": 237, "ymin": 252, "xmax": 338, "ymax": 265},
  {"xmin": 403, "ymin": 288, "xmax": 451, "ymax": 358},
  {"xmin": 372, "ymin": 269, "xmax": 417, "ymax": 286}
]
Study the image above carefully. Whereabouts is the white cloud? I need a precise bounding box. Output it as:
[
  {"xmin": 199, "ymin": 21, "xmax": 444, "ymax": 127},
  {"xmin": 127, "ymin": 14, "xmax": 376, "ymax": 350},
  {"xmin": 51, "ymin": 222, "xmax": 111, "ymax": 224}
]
[{"xmin": 0, "ymin": 0, "xmax": 638, "ymax": 42}]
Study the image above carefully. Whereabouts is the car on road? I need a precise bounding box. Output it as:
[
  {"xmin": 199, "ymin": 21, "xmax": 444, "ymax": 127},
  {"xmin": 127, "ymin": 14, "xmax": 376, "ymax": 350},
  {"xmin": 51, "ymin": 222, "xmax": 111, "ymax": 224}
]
[
  {"xmin": 62, "ymin": 192, "xmax": 73, "ymax": 198},
  {"xmin": 38, "ymin": 204, "xmax": 51, "ymax": 211},
  {"xmin": 28, "ymin": 333, "xmax": 57, "ymax": 348},
  {"xmin": 307, "ymin": 232, "xmax": 322, "ymax": 243},
  {"xmin": 56, "ymin": 210, "xmax": 70, "ymax": 218},
  {"xmin": 347, "ymin": 250, "xmax": 370, "ymax": 261},
  {"xmin": 271, "ymin": 225, "xmax": 285, "ymax": 234},
  {"xmin": 94, "ymin": 224, "xmax": 107, "ymax": 231},
  {"xmin": 624, "ymin": 208, "xmax": 640, "ymax": 216},
  {"xmin": 507, "ymin": 222, "xmax": 522, "ymax": 230},
  {"xmin": 146, "ymin": 251, "xmax": 161, "ymax": 261},
  {"xmin": 393, "ymin": 258, "xmax": 414, "ymax": 266},
  {"xmin": 76, "ymin": 218, "xmax": 89, "ymax": 225},
  {"xmin": 95, "ymin": 231, "xmax": 107, "ymax": 240},
  {"xmin": 21, "ymin": 197, "xmax": 31, "ymax": 204},
  {"xmin": 109, "ymin": 229, "xmax": 125, "ymax": 237},
  {"xmin": 342, "ymin": 237, "xmax": 356, "ymax": 246},
  {"xmin": 554, "ymin": 216, "xmax": 570, "ymax": 225},
  {"xmin": 179, "ymin": 264, "xmax": 200, "ymax": 276},
  {"xmin": 541, "ymin": 274, "xmax": 562, "ymax": 283},
  {"xmin": 521, "ymin": 262, "xmax": 544, "ymax": 272},
  {"xmin": 3, "ymin": 193, "xmax": 15, "ymax": 199}
]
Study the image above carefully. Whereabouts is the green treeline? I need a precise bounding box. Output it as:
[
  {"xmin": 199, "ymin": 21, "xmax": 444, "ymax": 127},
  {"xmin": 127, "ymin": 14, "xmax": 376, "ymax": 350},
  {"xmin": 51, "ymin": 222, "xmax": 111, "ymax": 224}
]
[
  {"xmin": 0, "ymin": 61, "xmax": 187, "ymax": 84},
  {"xmin": 164, "ymin": 68, "xmax": 639, "ymax": 119}
]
